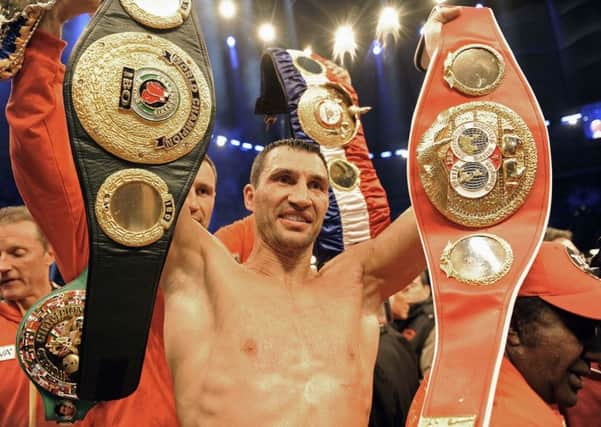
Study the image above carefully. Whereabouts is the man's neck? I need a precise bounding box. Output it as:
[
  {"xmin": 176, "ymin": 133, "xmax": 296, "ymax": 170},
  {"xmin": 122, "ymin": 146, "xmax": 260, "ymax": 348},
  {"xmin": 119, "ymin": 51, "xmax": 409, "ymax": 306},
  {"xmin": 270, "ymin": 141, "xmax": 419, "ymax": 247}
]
[
  {"xmin": 12, "ymin": 281, "xmax": 54, "ymax": 313},
  {"xmin": 245, "ymin": 239, "xmax": 314, "ymax": 287}
]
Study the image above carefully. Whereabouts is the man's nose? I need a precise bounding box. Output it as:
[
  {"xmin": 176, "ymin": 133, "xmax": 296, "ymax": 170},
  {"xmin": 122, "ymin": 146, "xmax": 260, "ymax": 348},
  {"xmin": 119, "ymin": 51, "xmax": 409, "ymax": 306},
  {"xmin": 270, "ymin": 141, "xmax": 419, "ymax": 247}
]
[
  {"xmin": 0, "ymin": 255, "xmax": 11, "ymax": 273},
  {"xmin": 288, "ymin": 185, "xmax": 311, "ymax": 208}
]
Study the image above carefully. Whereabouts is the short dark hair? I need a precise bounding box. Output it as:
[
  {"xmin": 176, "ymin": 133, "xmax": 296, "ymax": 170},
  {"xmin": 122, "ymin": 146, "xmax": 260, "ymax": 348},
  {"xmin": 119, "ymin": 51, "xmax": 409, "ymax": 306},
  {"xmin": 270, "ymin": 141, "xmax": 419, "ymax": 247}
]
[
  {"xmin": 544, "ymin": 227, "xmax": 573, "ymax": 242},
  {"xmin": 202, "ymin": 155, "xmax": 217, "ymax": 183},
  {"xmin": 249, "ymin": 139, "xmax": 328, "ymax": 187}
]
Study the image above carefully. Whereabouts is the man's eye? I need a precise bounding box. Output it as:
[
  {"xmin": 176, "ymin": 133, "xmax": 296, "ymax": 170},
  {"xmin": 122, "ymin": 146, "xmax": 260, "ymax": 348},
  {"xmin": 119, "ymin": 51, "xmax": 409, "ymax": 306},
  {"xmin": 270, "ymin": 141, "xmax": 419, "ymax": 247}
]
[
  {"xmin": 309, "ymin": 181, "xmax": 324, "ymax": 191},
  {"xmin": 278, "ymin": 175, "xmax": 292, "ymax": 184},
  {"xmin": 13, "ymin": 249, "xmax": 27, "ymax": 257}
]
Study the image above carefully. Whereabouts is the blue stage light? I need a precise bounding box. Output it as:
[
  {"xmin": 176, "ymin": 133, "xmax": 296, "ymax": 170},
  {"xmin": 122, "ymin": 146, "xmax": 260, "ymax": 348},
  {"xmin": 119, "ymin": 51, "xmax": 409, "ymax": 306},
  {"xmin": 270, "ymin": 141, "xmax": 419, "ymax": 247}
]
[
  {"xmin": 230, "ymin": 139, "xmax": 241, "ymax": 147},
  {"xmin": 226, "ymin": 36, "xmax": 236, "ymax": 48}
]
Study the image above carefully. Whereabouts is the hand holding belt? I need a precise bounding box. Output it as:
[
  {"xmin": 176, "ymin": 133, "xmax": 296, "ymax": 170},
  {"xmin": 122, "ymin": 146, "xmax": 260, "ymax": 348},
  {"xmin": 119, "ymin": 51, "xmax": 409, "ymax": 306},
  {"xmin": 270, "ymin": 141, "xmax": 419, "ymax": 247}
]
[
  {"xmin": 407, "ymin": 7, "xmax": 551, "ymax": 426},
  {"xmin": 255, "ymin": 49, "xmax": 390, "ymax": 263},
  {"xmin": 16, "ymin": 0, "xmax": 214, "ymax": 421}
]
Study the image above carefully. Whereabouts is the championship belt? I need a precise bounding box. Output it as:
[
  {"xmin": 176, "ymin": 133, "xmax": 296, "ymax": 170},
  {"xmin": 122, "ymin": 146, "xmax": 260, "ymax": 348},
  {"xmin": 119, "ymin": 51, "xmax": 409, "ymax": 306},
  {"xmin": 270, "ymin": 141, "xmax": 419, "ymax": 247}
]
[
  {"xmin": 255, "ymin": 49, "xmax": 390, "ymax": 263},
  {"xmin": 407, "ymin": 7, "xmax": 551, "ymax": 426},
  {"xmin": 16, "ymin": 0, "xmax": 214, "ymax": 420},
  {"xmin": 0, "ymin": 0, "xmax": 56, "ymax": 79}
]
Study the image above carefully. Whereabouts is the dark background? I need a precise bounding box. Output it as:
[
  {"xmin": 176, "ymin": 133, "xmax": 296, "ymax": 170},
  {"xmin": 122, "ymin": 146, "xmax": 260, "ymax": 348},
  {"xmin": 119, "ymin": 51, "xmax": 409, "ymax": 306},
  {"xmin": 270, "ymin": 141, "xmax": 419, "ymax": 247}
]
[{"xmin": 1, "ymin": 0, "xmax": 600, "ymax": 250}]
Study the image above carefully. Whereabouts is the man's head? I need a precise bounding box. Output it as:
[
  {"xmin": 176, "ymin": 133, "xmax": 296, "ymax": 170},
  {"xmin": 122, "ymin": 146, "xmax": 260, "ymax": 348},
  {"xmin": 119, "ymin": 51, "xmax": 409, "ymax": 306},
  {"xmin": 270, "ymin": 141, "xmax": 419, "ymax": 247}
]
[
  {"xmin": 391, "ymin": 270, "xmax": 431, "ymax": 320},
  {"xmin": 187, "ymin": 156, "xmax": 217, "ymax": 228},
  {"xmin": 0, "ymin": 206, "xmax": 54, "ymax": 309},
  {"xmin": 544, "ymin": 226, "xmax": 579, "ymax": 253},
  {"xmin": 506, "ymin": 242, "xmax": 601, "ymax": 409},
  {"xmin": 244, "ymin": 139, "xmax": 329, "ymax": 255}
]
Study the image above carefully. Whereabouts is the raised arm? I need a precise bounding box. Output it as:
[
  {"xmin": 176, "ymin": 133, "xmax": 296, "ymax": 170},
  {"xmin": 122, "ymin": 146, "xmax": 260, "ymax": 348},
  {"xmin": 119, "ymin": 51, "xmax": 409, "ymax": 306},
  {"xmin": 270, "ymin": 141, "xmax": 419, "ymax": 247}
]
[
  {"xmin": 5, "ymin": 4, "xmax": 99, "ymax": 282},
  {"xmin": 360, "ymin": 208, "xmax": 426, "ymax": 304}
]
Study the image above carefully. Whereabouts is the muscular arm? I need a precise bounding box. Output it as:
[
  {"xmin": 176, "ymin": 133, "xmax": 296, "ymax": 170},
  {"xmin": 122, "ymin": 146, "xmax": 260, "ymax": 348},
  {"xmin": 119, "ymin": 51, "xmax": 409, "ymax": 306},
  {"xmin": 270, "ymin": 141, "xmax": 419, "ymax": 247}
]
[
  {"xmin": 360, "ymin": 208, "xmax": 426, "ymax": 307},
  {"xmin": 6, "ymin": 30, "xmax": 88, "ymax": 282}
]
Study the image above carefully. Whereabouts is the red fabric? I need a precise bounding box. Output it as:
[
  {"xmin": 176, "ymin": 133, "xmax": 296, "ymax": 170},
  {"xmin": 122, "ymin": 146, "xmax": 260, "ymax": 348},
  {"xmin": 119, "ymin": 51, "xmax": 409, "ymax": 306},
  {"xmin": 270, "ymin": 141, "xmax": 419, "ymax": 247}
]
[
  {"xmin": 565, "ymin": 374, "xmax": 601, "ymax": 427},
  {"xmin": 214, "ymin": 214, "xmax": 255, "ymax": 263},
  {"xmin": 6, "ymin": 30, "xmax": 179, "ymax": 426},
  {"xmin": 406, "ymin": 358, "xmax": 565, "ymax": 427}
]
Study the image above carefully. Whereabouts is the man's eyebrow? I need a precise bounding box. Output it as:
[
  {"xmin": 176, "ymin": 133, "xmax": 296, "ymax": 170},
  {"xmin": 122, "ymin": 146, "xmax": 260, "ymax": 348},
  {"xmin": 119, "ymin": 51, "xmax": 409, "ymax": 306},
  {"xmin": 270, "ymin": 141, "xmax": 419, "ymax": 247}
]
[{"xmin": 268, "ymin": 168, "xmax": 296, "ymax": 176}]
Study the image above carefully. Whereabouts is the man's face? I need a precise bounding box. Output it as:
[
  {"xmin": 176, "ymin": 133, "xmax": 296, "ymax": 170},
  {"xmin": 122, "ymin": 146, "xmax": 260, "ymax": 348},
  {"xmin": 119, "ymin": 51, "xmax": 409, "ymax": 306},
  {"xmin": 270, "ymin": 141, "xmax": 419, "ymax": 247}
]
[
  {"xmin": 512, "ymin": 307, "xmax": 594, "ymax": 408},
  {"xmin": 245, "ymin": 147, "xmax": 329, "ymax": 254},
  {"xmin": 0, "ymin": 221, "xmax": 54, "ymax": 305},
  {"xmin": 187, "ymin": 160, "xmax": 216, "ymax": 228}
]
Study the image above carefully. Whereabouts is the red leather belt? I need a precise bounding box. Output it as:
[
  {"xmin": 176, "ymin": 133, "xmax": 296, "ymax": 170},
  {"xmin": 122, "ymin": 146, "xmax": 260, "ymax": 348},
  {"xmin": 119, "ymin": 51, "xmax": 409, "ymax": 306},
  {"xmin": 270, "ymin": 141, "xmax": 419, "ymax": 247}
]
[{"xmin": 408, "ymin": 7, "xmax": 551, "ymax": 426}]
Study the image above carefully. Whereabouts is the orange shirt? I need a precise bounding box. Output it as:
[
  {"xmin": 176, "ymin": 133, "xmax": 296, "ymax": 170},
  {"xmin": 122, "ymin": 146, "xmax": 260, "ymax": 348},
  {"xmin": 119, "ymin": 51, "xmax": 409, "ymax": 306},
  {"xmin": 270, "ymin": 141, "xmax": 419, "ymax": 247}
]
[
  {"xmin": 6, "ymin": 30, "xmax": 179, "ymax": 426},
  {"xmin": 214, "ymin": 214, "xmax": 255, "ymax": 263},
  {"xmin": 406, "ymin": 357, "xmax": 565, "ymax": 427}
]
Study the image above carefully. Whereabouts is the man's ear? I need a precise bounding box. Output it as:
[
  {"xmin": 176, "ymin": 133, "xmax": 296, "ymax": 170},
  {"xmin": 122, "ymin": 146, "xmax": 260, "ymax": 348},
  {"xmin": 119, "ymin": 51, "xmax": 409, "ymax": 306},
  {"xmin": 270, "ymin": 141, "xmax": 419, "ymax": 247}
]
[
  {"xmin": 243, "ymin": 184, "xmax": 256, "ymax": 212},
  {"xmin": 44, "ymin": 244, "xmax": 56, "ymax": 266},
  {"xmin": 507, "ymin": 326, "xmax": 522, "ymax": 347}
]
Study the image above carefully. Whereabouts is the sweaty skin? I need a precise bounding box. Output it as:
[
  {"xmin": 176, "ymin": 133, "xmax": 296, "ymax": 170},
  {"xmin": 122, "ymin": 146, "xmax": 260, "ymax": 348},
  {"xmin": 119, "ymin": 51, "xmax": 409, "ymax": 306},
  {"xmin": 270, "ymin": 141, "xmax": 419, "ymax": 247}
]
[{"xmin": 161, "ymin": 148, "xmax": 425, "ymax": 426}]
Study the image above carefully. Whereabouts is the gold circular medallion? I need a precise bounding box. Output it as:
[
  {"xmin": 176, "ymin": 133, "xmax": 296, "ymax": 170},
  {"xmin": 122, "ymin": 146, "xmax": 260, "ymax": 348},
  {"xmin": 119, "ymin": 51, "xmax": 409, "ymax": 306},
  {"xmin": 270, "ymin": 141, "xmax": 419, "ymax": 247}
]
[
  {"xmin": 298, "ymin": 83, "xmax": 360, "ymax": 148},
  {"xmin": 72, "ymin": 32, "xmax": 212, "ymax": 164},
  {"xmin": 440, "ymin": 234, "xmax": 513, "ymax": 285},
  {"xmin": 95, "ymin": 169, "xmax": 175, "ymax": 247},
  {"xmin": 18, "ymin": 290, "xmax": 85, "ymax": 399},
  {"xmin": 120, "ymin": 0, "xmax": 191, "ymax": 29},
  {"xmin": 289, "ymin": 51, "xmax": 327, "ymax": 77},
  {"xmin": 328, "ymin": 158, "xmax": 360, "ymax": 191},
  {"xmin": 444, "ymin": 44, "xmax": 505, "ymax": 96},
  {"xmin": 417, "ymin": 102, "xmax": 537, "ymax": 227}
]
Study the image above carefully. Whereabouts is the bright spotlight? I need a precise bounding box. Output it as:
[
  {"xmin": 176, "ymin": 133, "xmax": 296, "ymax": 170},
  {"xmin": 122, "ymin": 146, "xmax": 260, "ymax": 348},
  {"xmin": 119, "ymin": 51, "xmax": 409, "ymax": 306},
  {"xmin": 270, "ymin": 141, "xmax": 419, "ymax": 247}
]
[
  {"xmin": 333, "ymin": 24, "xmax": 357, "ymax": 64},
  {"xmin": 303, "ymin": 45, "xmax": 313, "ymax": 56},
  {"xmin": 372, "ymin": 41, "xmax": 382, "ymax": 56},
  {"xmin": 216, "ymin": 135, "xmax": 227, "ymax": 147},
  {"xmin": 476, "ymin": 3, "xmax": 484, "ymax": 7},
  {"xmin": 258, "ymin": 23, "xmax": 276, "ymax": 43},
  {"xmin": 218, "ymin": 0, "xmax": 237, "ymax": 19},
  {"xmin": 376, "ymin": 6, "xmax": 401, "ymax": 45},
  {"xmin": 226, "ymin": 36, "xmax": 236, "ymax": 48}
]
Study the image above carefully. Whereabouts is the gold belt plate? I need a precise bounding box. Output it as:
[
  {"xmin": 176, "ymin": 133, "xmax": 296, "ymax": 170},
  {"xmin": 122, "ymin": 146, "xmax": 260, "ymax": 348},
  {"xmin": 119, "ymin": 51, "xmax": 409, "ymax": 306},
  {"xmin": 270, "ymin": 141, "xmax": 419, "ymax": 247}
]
[
  {"xmin": 72, "ymin": 32, "xmax": 212, "ymax": 164},
  {"xmin": 120, "ymin": 0, "xmax": 191, "ymax": 29},
  {"xmin": 417, "ymin": 101, "xmax": 537, "ymax": 227},
  {"xmin": 444, "ymin": 44, "xmax": 505, "ymax": 97}
]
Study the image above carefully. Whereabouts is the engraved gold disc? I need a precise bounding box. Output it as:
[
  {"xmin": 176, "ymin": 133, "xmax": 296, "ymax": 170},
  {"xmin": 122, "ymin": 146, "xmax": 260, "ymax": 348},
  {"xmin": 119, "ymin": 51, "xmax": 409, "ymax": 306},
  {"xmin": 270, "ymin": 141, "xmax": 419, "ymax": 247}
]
[
  {"xmin": 440, "ymin": 234, "xmax": 513, "ymax": 285},
  {"xmin": 120, "ymin": 0, "xmax": 191, "ymax": 29},
  {"xmin": 328, "ymin": 158, "xmax": 360, "ymax": 191},
  {"xmin": 72, "ymin": 32, "xmax": 212, "ymax": 164},
  {"xmin": 417, "ymin": 101, "xmax": 537, "ymax": 227},
  {"xmin": 95, "ymin": 169, "xmax": 175, "ymax": 247},
  {"xmin": 298, "ymin": 83, "xmax": 362, "ymax": 148},
  {"xmin": 288, "ymin": 50, "xmax": 327, "ymax": 78},
  {"xmin": 444, "ymin": 44, "xmax": 505, "ymax": 96}
]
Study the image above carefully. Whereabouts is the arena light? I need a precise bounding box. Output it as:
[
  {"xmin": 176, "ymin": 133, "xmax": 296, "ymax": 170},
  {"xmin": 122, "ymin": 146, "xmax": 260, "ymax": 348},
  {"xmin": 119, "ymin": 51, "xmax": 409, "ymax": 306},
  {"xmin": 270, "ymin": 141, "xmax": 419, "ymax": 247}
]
[
  {"xmin": 218, "ymin": 0, "xmax": 237, "ymax": 19},
  {"xmin": 258, "ymin": 23, "xmax": 276, "ymax": 43},
  {"xmin": 544, "ymin": 119, "xmax": 550, "ymax": 126},
  {"xmin": 376, "ymin": 6, "xmax": 401, "ymax": 45},
  {"xmin": 476, "ymin": 3, "xmax": 484, "ymax": 8},
  {"xmin": 372, "ymin": 41, "xmax": 382, "ymax": 56},
  {"xmin": 560, "ymin": 113, "xmax": 582, "ymax": 126},
  {"xmin": 226, "ymin": 36, "xmax": 236, "ymax": 48},
  {"xmin": 216, "ymin": 135, "xmax": 228, "ymax": 147},
  {"xmin": 369, "ymin": 153, "xmax": 374, "ymax": 159},
  {"xmin": 380, "ymin": 151, "xmax": 392, "ymax": 159},
  {"xmin": 333, "ymin": 24, "xmax": 357, "ymax": 64},
  {"xmin": 395, "ymin": 149, "xmax": 409, "ymax": 158},
  {"xmin": 254, "ymin": 145, "xmax": 265, "ymax": 152},
  {"xmin": 241, "ymin": 142, "xmax": 253, "ymax": 150},
  {"xmin": 230, "ymin": 139, "xmax": 241, "ymax": 147},
  {"xmin": 303, "ymin": 45, "xmax": 313, "ymax": 56}
]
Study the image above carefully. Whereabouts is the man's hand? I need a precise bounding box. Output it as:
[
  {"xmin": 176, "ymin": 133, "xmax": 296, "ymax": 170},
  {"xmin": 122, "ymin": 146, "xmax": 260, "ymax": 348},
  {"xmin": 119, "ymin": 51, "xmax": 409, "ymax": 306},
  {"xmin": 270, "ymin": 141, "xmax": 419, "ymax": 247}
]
[
  {"xmin": 420, "ymin": 6, "xmax": 462, "ymax": 70},
  {"xmin": 39, "ymin": 0, "xmax": 101, "ymax": 37}
]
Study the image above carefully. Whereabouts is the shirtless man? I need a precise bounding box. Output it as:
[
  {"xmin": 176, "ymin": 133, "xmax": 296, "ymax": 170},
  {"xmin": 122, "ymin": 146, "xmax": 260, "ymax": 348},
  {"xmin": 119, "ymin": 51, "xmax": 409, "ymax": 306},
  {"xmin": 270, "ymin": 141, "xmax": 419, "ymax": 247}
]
[{"xmin": 161, "ymin": 139, "xmax": 426, "ymax": 426}]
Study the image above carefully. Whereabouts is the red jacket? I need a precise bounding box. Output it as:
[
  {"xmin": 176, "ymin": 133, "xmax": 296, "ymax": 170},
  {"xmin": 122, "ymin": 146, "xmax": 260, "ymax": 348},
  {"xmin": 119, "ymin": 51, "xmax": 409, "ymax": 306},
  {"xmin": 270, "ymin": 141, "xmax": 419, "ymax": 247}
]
[
  {"xmin": 406, "ymin": 357, "xmax": 565, "ymax": 427},
  {"xmin": 6, "ymin": 30, "xmax": 179, "ymax": 427}
]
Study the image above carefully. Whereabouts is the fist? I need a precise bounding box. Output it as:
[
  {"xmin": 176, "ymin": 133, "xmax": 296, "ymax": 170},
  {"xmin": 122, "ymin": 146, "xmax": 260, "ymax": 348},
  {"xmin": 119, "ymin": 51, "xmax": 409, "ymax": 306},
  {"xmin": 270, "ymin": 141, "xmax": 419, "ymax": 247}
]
[{"xmin": 420, "ymin": 6, "xmax": 462, "ymax": 69}]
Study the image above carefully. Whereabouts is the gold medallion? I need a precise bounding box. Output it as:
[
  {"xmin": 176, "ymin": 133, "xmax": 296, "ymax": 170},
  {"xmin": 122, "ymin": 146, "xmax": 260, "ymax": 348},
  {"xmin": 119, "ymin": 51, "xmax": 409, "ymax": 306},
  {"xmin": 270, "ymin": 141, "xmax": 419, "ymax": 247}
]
[
  {"xmin": 440, "ymin": 234, "xmax": 513, "ymax": 285},
  {"xmin": 72, "ymin": 32, "xmax": 212, "ymax": 164},
  {"xmin": 444, "ymin": 44, "xmax": 505, "ymax": 96},
  {"xmin": 328, "ymin": 158, "xmax": 361, "ymax": 191},
  {"xmin": 298, "ymin": 83, "xmax": 369, "ymax": 148},
  {"xmin": 18, "ymin": 290, "xmax": 85, "ymax": 399},
  {"xmin": 95, "ymin": 169, "xmax": 175, "ymax": 247},
  {"xmin": 417, "ymin": 102, "xmax": 536, "ymax": 227},
  {"xmin": 419, "ymin": 416, "xmax": 476, "ymax": 427},
  {"xmin": 120, "ymin": 0, "xmax": 191, "ymax": 29}
]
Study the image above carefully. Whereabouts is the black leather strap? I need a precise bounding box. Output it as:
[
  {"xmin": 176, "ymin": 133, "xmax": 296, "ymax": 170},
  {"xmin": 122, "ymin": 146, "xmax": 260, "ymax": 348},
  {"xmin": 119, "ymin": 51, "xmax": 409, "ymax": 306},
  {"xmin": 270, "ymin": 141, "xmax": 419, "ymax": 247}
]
[{"xmin": 63, "ymin": 0, "xmax": 214, "ymax": 400}]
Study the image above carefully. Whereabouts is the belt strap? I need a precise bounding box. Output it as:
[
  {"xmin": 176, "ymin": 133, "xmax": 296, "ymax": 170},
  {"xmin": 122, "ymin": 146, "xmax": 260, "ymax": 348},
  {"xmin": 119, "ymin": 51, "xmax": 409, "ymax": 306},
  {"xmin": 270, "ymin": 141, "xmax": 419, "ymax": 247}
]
[
  {"xmin": 256, "ymin": 49, "xmax": 390, "ymax": 262},
  {"xmin": 407, "ymin": 7, "xmax": 551, "ymax": 426},
  {"xmin": 60, "ymin": 0, "xmax": 214, "ymax": 402}
]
